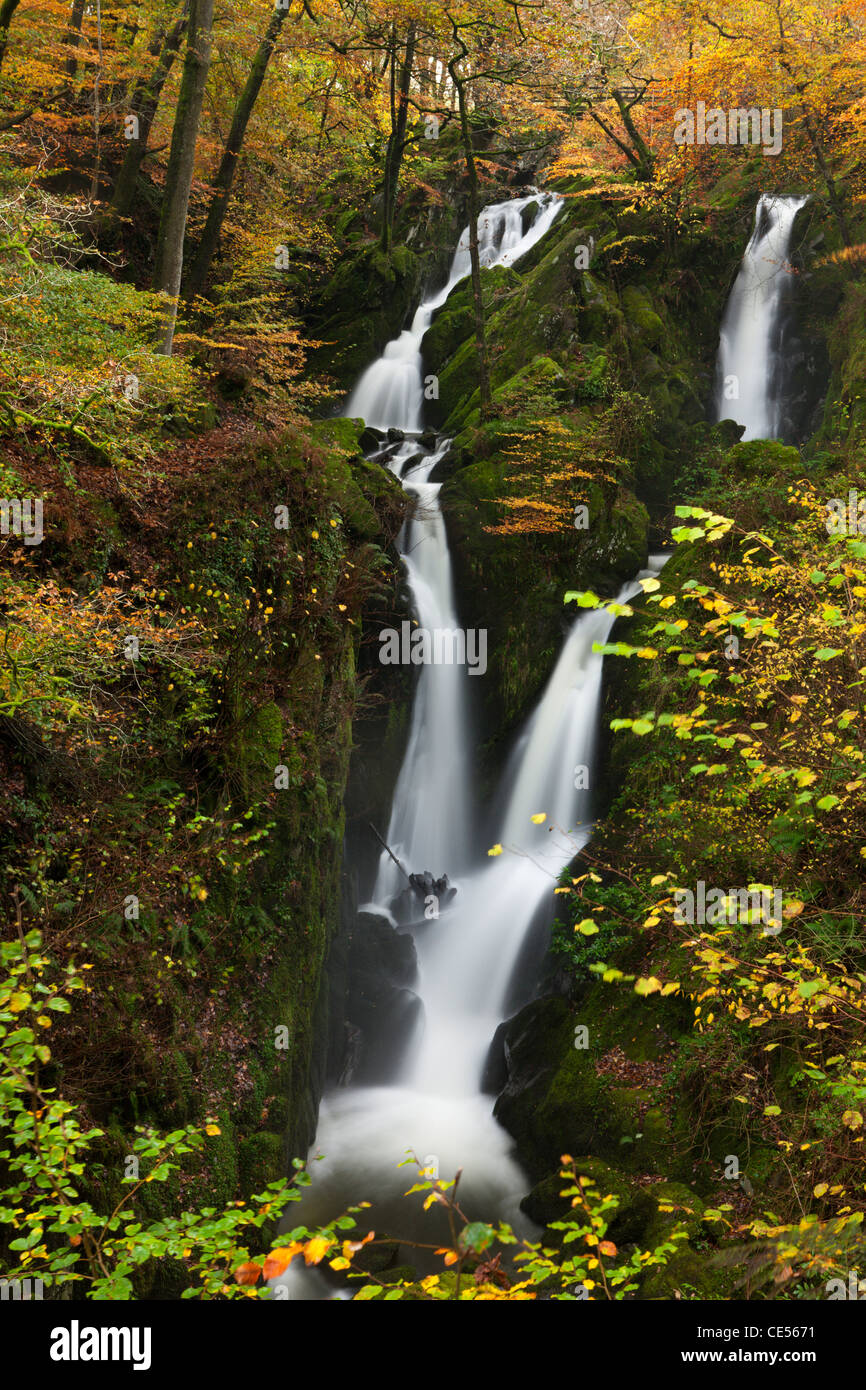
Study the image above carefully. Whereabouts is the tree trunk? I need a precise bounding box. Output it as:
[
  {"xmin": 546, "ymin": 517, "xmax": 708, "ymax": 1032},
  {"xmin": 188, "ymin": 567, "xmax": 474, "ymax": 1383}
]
[
  {"xmin": 449, "ymin": 54, "xmax": 491, "ymax": 420},
  {"xmin": 800, "ymin": 107, "xmax": 851, "ymax": 248},
  {"xmin": 153, "ymin": 0, "xmax": 215, "ymax": 354},
  {"xmin": 379, "ymin": 21, "xmax": 416, "ymax": 253},
  {"xmin": 184, "ymin": 0, "xmax": 290, "ymax": 300},
  {"xmin": 63, "ymin": 0, "xmax": 86, "ymax": 77},
  {"xmin": 613, "ymin": 89, "xmax": 655, "ymax": 181},
  {"xmin": 0, "ymin": 0, "xmax": 22, "ymax": 70},
  {"xmin": 110, "ymin": 3, "xmax": 189, "ymax": 220}
]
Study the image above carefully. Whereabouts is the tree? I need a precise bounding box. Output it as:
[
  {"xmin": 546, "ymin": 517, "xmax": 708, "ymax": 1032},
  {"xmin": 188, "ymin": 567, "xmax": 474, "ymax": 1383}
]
[
  {"xmin": 439, "ymin": 1, "xmax": 545, "ymax": 419},
  {"xmin": 110, "ymin": 1, "xmax": 191, "ymax": 221},
  {"xmin": 379, "ymin": 19, "xmax": 417, "ymax": 252},
  {"xmin": 153, "ymin": 0, "xmax": 216, "ymax": 354},
  {"xmin": 184, "ymin": 0, "xmax": 294, "ymax": 300},
  {"xmin": 0, "ymin": 0, "xmax": 21, "ymax": 71},
  {"xmin": 63, "ymin": 0, "xmax": 87, "ymax": 77},
  {"xmin": 447, "ymin": 20, "xmax": 493, "ymax": 419}
]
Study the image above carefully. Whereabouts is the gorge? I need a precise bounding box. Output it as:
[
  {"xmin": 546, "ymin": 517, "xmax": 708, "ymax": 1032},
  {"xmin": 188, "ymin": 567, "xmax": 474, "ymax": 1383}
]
[
  {"xmin": 276, "ymin": 184, "xmax": 810, "ymax": 1297},
  {"xmin": 3, "ymin": 8, "xmax": 863, "ymax": 1318}
]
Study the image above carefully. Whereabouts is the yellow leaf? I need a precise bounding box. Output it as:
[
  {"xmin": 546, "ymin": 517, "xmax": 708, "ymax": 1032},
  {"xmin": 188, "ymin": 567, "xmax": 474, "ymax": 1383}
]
[
  {"xmin": 634, "ymin": 976, "xmax": 662, "ymax": 996},
  {"xmin": 263, "ymin": 1243, "xmax": 303, "ymax": 1279},
  {"xmin": 530, "ymin": 813, "xmax": 547, "ymax": 824},
  {"xmin": 488, "ymin": 844, "xmax": 503, "ymax": 857},
  {"xmin": 303, "ymin": 1236, "xmax": 332, "ymax": 1265}
]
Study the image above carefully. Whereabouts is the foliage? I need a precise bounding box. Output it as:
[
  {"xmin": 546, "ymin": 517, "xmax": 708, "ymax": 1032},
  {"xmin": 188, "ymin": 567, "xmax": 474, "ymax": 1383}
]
[{"xmin": 562, "ymin": 478, "xmax": 866, "ymax": 1294}]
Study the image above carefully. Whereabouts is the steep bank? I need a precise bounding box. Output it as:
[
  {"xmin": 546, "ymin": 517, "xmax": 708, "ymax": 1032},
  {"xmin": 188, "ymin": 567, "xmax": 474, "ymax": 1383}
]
[
  {"xmin": 0, "ymin": 350, "xmax": 407, "ymax": 1290},
  {"xmin": 307, "ymin": 168, "xmax": 864, "ymax": 1298}
]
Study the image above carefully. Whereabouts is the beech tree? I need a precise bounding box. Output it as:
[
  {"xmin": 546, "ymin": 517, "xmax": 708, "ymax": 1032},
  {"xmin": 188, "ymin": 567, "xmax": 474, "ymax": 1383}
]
[
  {"xmin": 184, "ymin": 0, "xmax": 295, "ymax": 299},
  {"xmin": 0, "ymin": 0, "xmax": 21, "ymax": 71},
  {"xmin": 153, "ymin": 0, "xmax": 216, "ymax": 354},
  {"xmin": 111, "ymin": 1, "xmax": 191, "ymax": 221},
  {"xmin": 379, "ymin": 19, "xmax": 417, "ymax": 252}
]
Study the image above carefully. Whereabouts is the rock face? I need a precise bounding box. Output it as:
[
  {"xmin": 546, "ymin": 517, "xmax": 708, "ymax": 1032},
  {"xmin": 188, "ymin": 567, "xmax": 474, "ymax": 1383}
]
[
  {"xmin": 304, "ymin": 244, "xmax": 425, "ymax": 394},
  {"xmin": 341, "ymin": 912, "xmax": 420, "ymax": 1085},
  {"xmin": 408, "ymin": 181, "xmax": 745, "ymax": 750}
]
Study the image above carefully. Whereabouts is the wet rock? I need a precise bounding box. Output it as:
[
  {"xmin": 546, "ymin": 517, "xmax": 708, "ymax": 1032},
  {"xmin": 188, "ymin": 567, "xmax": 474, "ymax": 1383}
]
[
  {"xmin": 359, "ymin": 425, "xmax": 386, "ymax": 453},
  {"xmin": 493, "ymin": 995, "xmax": 634, "ymax": 1182},
  {"xmin": 344, "ymin": 912, "xmax": 420, "ymax": 1084},
  {"xmin": 481, "ymin": 1020, "xmax": 509, "ymax": 1096},
  {"xmin": 521, "ymin": 1157, "xmax": 656, "ymax": 1244},
  {"xmin": 398, "ymin": 451, "xmax": 425, "ymax": 478},
  {"xmin": 387, "ymin": 427, "xmax": 405, "ymax": 443}
]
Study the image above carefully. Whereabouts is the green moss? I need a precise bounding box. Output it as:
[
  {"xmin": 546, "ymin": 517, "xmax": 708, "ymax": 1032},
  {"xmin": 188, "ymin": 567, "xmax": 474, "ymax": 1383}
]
[{"xmin": 621, "ymin": 286, "xmax": 666, "ymax": 349}]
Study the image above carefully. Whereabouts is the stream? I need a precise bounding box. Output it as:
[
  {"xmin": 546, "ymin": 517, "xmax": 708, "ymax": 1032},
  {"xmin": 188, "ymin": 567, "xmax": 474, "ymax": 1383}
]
[{"xmin": 275, "ymin": 187, "xmax": 806, "ymax": 1298}]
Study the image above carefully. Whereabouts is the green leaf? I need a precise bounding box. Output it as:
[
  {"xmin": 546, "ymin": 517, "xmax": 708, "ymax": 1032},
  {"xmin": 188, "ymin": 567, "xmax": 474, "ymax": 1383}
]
[{"xmin": 798, "ymin": 981, "xmax": 823, "ymax": 999}]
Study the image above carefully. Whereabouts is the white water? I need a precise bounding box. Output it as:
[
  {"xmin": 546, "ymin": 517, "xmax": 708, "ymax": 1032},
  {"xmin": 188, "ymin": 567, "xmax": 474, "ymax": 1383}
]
[
  {"xmin": 370, "ymin": 443, "xmax": 472, "ymax": 903},
  {"xmin": 274, "ymin": 193, "xmax": 662, "ymax": 1298},
  {"xmin": 715, "ymin": 193, "xmax": 808, "ymax": 440},
  {"xmin": 345, "ymin": 191, "xmax": 562, "ymax": 432}
]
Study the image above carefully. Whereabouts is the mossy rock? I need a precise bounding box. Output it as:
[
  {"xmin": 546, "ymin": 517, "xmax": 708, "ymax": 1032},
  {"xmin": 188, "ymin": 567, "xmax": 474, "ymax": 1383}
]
[
  {"xmin": 494, "ymin": 996, "xmax": 634, "ymax": 1180},
  {"xmin": 306, "ymin": 243, "xmax": 424, "ymax": 390},
  {"xmin": 621, "ymin": 285, "xmax": 666, "ymax": 350},
  {"xmin": 522, "ymin": 1156, "xmax": 657, "ymax": 1246},
  {"xmin": 237, "ymin": 1131, "xmax": 285, "ymax": 1197},
  {"xmin": 441, "ymin": 415, "xmax": 648, "ymax": 738}
]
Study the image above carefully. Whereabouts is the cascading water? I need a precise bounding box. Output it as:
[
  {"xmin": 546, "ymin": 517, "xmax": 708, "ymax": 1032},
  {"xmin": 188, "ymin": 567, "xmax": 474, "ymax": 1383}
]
[
  {"xmin": 345, "ymin": 191, "xmax": 563, "ymax": 433},
  {"xmin": 275, "ymin": 192, "xmax": 661, "ymax": 1298},
  {"xmin": 714, "ymin": 193, "xmax": 808, "ymax": 440}
]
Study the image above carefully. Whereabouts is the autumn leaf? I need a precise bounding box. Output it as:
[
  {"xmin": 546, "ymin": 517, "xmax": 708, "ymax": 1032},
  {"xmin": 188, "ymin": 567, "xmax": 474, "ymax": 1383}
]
[
  {"xmin": 634, "ymin": 976, "xmax": 662, "ymax": 995},
  {"xmin": 263, "ymin": 1243, "xmax": 303, "ymax": 1279},
  {"xmin": 303, "ymin": 1236, "xmax": 332, "ymax": 1265},
  {"xmin": 233, "ymin": 1260, "xmax": 262, "ymax": 1285},
  {"xmin": 342, "ymin": 1231, "xmax": 375, "ymax": 1257}
]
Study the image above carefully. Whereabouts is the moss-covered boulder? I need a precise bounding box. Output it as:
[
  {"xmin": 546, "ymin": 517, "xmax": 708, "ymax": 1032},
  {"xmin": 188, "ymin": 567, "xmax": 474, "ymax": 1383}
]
[
  {"xmin": 440, "ymin": 409, "xmax": 648, "ymax": 741},
  {"xmin": 305, "ymin": 243, "xmax": 424, "ymax": 392},
  {"xmin": 522, "ymin": 1156, "xmax": 657, "ymax": 1244}
]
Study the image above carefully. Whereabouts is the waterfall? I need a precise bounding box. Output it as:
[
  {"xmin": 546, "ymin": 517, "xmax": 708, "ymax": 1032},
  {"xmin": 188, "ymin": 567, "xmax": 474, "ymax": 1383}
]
[
  {"xmin": 345, "ymin": 191, "xmax": 562, "ymax": 432},
  {"xmin": 714, "ymin": 193, "xmax": 808, "ymax": 440},
  {"xmin": 274, "ymin": 192, "xmax": 660, "ymax": 1298}
]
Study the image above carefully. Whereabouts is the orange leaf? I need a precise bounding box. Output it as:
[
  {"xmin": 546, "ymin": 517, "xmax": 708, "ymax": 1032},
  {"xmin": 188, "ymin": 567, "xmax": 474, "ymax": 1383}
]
[
  {"xmin": 599, "ymin": 1240, "xmax": 617, "ymax": 1257},
  {"xmin": 233, "ymin": 1260, "xmax": 262, "ymax": 1286},
  {"xmin": 263, "ymin": 1243, "xmax": 303, "ymax": 1280},
  {"xmin": 342, "ymin": 1230, "xmax": 376, "ymax": 1256},
  {"xmin": 303, "ymin": 1236, "xmax": 332, "ymax": 1265}
]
